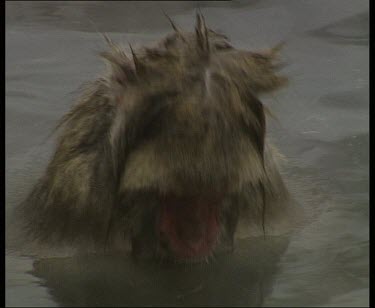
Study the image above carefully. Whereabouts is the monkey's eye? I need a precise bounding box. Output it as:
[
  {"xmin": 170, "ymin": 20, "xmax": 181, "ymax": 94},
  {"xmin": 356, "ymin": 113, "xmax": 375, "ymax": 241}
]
[{"xmin": 215, "ymin": 41, "xmax": 233, "ymax": 51}]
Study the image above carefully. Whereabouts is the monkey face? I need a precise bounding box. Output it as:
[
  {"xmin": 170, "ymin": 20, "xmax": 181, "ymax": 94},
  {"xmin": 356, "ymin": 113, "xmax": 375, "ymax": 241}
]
[
  {"xmin": 20, "ymin": 14, "xmax": 289, "ymax": 263},
  {"xmin": 102, "ymin": 15, "xmax": 288, "ymax": 262}
]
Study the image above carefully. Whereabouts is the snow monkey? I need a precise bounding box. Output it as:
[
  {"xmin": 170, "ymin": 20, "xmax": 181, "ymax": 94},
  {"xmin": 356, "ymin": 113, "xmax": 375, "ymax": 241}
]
[{"xmin": 18, "ymin": 13, "xmax": 297, "ymax": 262}]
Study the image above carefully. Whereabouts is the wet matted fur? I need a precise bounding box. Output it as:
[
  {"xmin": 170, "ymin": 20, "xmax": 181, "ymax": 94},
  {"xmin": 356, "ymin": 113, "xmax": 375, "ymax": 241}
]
[{"xmin": 17, "ymin": 13, "xmax": 299, "ymax": 261}]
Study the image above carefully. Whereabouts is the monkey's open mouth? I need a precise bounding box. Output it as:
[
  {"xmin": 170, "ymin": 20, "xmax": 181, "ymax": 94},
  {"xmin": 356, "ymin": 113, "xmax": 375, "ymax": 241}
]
[{"xmin": 157, "ymin": 194, "xmax": 223, "ymax": 260}]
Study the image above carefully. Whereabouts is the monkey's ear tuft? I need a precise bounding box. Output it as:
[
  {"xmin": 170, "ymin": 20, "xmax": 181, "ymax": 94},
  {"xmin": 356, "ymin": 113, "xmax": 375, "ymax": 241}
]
[
  {"xmin": 257, "ymin": 41, "xmax": 286, "ymax": 63},
  {"xmin": 269, "ymin": 41, "xmax": 285, "ymax": 59},
  {"xmin": 163, "ymin": 11, "xmax": 179, "ymax": 33},
  {"xmin": 129, "ymin": 43, "xmax": 148, "ymax": 76},
  {"xmin": 163, "ymin": 11, "xmax": 187, "ymax": 43},
  {"xmin": 195, "ymin": 11, "xmax": 210, "ymax": 55},
  {"xmin": 100, "ymin": 34, "xmax": 136, "ymax": 86},
  {"xmin": 100, "ymin": 50, "xmax": 136, "ymax": 86}
]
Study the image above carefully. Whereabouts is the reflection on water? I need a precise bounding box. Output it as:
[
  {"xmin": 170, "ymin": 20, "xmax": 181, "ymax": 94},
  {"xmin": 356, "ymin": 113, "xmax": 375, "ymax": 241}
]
[
  {"xmin": 29, "ymin": 237, "xmax": 289, "ymax": 307},
  {"xmin": 6, "ymin": 1, "xmax": 369, "ymax": 307}
]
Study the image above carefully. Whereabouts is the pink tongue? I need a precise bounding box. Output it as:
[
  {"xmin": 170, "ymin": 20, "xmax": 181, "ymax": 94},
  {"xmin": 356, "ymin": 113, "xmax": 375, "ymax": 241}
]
[{"xmin": 158, "ymin": 195, "xmax": 221, "ymax": 259}]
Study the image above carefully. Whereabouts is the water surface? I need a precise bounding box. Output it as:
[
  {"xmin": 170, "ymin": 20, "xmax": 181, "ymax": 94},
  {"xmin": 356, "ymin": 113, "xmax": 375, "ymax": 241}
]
[{"xmin": 6, "ymin": 1, "xmax": 369, "ymax": 307}]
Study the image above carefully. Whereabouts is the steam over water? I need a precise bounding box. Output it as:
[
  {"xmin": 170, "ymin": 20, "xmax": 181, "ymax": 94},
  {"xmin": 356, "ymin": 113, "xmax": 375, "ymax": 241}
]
[{"xmin": 6, "ymin": 1, "xmax": 369, "ymax": 307}]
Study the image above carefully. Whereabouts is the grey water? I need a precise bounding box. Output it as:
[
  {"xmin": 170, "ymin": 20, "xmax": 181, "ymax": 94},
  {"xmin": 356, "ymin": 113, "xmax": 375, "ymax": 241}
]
[{"xmin": 5, "ymin": 1, "xmax": 369, "ymax": 307}]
